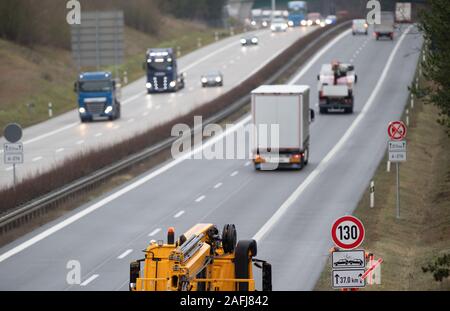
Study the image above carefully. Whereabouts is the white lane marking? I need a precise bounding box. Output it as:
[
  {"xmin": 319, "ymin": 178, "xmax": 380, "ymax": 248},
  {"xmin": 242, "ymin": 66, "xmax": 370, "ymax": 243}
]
[
  {"xmin": 56, "ymin": 148, "xmax": 65, "ymax": 153},
  {"xmin": 174, "ymin": 210, "xmax": 185, "ymax": 218},
  {"xmin": 148, "ymin": 228, "xmax": 161, "ymax": 237},
  {"xmin": 189, "ymin": 87, "xmax": 194, "ymax": 91},
  {"xmin": 127, "ymin": 118, "xmax": 135, "ymax": 123},
  {"xmin": 32, "ymin": 156, "xmax": 43, "ymax": 162},
  {"xmin": 76, "ymin": 140, "xmax": 84, "ymax": 145},
  {"xmin": 288, "ymin": 29, "xmax": 351, "ymax": 83},
  {"xmin": 253, "ymin": 26, "xmax": 413, "ymax": 243},
  {"xmin": 0, "ymin": 27, "xmax": 329, "ymax": 263},
  {"xmin": 222, "ymin": 65, "xmax": 227, "ymax": 69},
  {"xmin": 113, "ymin": 125, "xmax": 120, "ymax": 130},
  {"xmin": 121, "ymin": 91, "xmax": 146, "ymax": 106},
  {"xmin": 5, "ymin": 166, "xmax": 13, "ymax": 171},
  {"xmin": 80, "ymin": 274, "xmax": 99, "ymax": 286},
  {"xmin": 229, "ymin": 60, "xmax": 235, "ymax": 64},
  {"xmin": 95, "ymin": 133, "xmax": 103, "ymax": 137},
  {"xmin": 117, "ymin": 249, "xmax": 133, "ymax": 259},
  {"xmin": 143, "ymin": 111, "xmax": 149, "ymax": 117},
  {"xmin": 195, "ymin": 195, "xmax": 206, "ymax": 202},
  {"xmin": 245, "ymin": 161, "xmax": 252, "ymax": 166},
  {"xmin": 214, "ymin": 182, "xmax": 223, "ymax": 189},
  {"xmin": 230, "ymin": 171, "xmax": 239, "ymax": 177},
  {"xmin": 155, "ymin": 105, "xmax": 161, "ymax": 110}
]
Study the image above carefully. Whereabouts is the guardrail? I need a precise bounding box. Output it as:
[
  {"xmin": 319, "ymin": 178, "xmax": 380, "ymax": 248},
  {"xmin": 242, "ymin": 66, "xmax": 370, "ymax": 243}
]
[{"xmin": 0, "ymin": 20, "xmax": 352, "ymax": 236}]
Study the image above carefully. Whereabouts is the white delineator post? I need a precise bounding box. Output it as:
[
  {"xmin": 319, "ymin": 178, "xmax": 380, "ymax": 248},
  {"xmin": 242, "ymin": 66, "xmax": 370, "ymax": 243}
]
[
  {"xmin": 386, "ymin": 160, "xmax": 391, "ymax": 172},
  {"xmin": 370, "ymin": 181, "xmax": 375, "ymax": 208},
  {"xmin": 48, "ymin": 102, "xmax": 53, "ymax": 118}
]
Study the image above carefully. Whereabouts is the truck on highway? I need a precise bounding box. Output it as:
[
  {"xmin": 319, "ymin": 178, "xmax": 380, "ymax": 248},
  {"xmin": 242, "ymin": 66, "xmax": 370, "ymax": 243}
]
[
  {"xmin": 317, "ymin": 61, "xmax": 357, "ymax": 114},
  {"xmin": 129, "ymin": 224, "xmax": 272, "ymax": 291},
  {"xmin": 395, "ymin": 2, "xmax": 412, "ymax": 23},
  {"xmin": 374, "ymin": 11, "xmax": 395, "ymax": 40},
  {"xmin": 74, "ymin": 71, "xmax": 121, "ymax": 122},
  {"xmin": 287, "ymin": 1, "xmax": 307, "ymax": 27},
  {"xmin": 252, "ymin": 85, "xmax": 314, "ymax": 170},
  {"xmin": 144, "ymin": 48, "xmax": 185, "ymax": 93}
]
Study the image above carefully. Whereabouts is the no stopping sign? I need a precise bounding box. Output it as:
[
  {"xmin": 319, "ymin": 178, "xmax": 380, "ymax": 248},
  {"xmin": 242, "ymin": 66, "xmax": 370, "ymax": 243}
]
[{"xmin": 331, "ymin": 215, "xmax": 365, "ymax": 249}]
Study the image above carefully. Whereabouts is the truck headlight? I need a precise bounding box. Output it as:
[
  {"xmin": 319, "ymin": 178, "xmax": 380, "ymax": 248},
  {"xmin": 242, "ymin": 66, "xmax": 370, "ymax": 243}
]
[
  {"xmin": 104, "ymin": 106, "xmax": 113, "ymax": 114},
  {"xmin": 271, "ymin": 25, "xmax": 276, "ymax": 31},
  {"xmin": 288, "ymin": 21, "xmax": 294, "ymax": 27},
  {"xmin": 201, "ymin": 78, "xmax": 208, "ymax": 83},
  {"xmin": 316, "ymin": 19, "xmax": 321, "ymax": 25},
  {"xmin": 240, "ymin": 39, "xmax": 247, "ymax": 44},
  {"xmin": 251, "ymin": 37, "xmax": 258, "ymax": 43},
  {"xmin": 79, "ymin": 107, "xmax": 86, "ymax": 114},
  {"xmin": 169, "ymin": 81, "xmax": 176, "ymax": 88},
  {"xmin": 146, "ymin": 82, "xmax": 152, "ymax": 89},
  {"xmin": 215, "ymin": 77, "xmax": 222, "ymax": 83},
  {"xmin": 301, "ymin": 20, "xmax": 307, "ymax": 26}
]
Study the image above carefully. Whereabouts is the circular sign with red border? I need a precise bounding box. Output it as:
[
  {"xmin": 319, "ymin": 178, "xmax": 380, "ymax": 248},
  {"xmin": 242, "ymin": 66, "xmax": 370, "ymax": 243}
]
[
  {"xmin": 331, "ymin": 215, "xmax": 365, "ymax": 250},
  {"xmin": 388, "ymin": 121, "xmax": 407, "ymax": 141}
]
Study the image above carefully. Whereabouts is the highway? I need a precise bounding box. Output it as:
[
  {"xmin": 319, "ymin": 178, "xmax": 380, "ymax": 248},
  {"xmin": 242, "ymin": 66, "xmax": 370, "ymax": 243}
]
[
  {"xmin": 0, "ymin": 24, "xmax": 422, "ymax": 290},
  {"xmin": 0, "ymin": 26, "xmax": 318, "ymax": 188}
]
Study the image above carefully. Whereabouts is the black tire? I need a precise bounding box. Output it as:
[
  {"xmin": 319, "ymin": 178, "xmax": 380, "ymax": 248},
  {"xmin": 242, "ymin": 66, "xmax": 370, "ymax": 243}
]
[
  {"xmin": 319, "ymin": 107, "xmax": 327, "ymax": 114},
  {"xmin": 80, "ymin": 117, "xmax": 88, "ymax": 123},
  {"xmin": 304, "ymin": 148, "xmax": 309, "ymax": 165},
  {"xmin": 235, "ymin": 240, "xmax": 257, "ymax": 291},
  {"xmin": 222, "ymin": 224, "xmax": 237, "ymax": 254},
  {"xmin": 352, "ymin": 32, "xmax": 355, "ymax": 36}
]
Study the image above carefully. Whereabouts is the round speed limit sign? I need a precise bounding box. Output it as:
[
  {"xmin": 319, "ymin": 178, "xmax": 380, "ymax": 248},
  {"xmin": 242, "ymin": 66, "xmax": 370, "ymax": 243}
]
[{"xmin": 331, "ymin": 215, "xmax": 365, "ymax": 249}]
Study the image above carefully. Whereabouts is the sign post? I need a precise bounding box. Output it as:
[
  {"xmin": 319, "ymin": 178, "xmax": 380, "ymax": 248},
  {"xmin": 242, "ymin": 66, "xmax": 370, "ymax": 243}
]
[
  {"xmin": 3, "ymin": 123, "xmax": 23, "ymax": 186},
  {"xmin": 331, "ymin": 216, "xmax": 366, "ymax": 290},
  {"xmin": 387, "ymin": 121, "xmax": 407, "ymax": 219}
]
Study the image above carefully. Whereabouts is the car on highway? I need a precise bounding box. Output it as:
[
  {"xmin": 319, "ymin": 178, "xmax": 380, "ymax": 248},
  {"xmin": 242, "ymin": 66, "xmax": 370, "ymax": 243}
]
[
  {"xmin": 240, "ymin": 35, "xmax": 259, "ymax": 46},
  {"xmin": 306, "ymin": 12, "xmax": 323, "ymax": 26},
  {"xmin": 201, "ymin": 71, "xmax": 223, "ymax": 87},
  {"xmin": 325, "ymin": 15, "xmax": 337, "ymax": 25},
  {"xmin": 270, "ymin": 18, "xmax": 289, "ymax": 32},
  {"xmin": 352, "ymin": 19, "xmax": 369, "ymax": 35}
]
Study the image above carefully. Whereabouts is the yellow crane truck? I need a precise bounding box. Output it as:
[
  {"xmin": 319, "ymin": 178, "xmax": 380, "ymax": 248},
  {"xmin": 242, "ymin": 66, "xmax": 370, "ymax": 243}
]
[{"xmin": 129, "ymin": 223, "xmax": 272, "ymax": 291}]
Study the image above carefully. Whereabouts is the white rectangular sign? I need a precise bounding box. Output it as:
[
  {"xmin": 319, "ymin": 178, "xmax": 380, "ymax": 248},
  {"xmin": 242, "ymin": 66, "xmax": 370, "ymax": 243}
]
[
  {"xmin": 332, "ymin": 250, "xmax": 365, "ymax": 270},
  {"xmin": 332, "ymin": 269, "xmax": 366, "ymax": 289},
  {"xmin": 388, "ymin": 140, "xmax": 406, "ymax": 162},
  {"xmin": 4, "ymin": 143, "xmax": 23, "ymax": 153},
  {"xmin": 4, "ymin": 153, "xmax": 23, "ymax": 164}
]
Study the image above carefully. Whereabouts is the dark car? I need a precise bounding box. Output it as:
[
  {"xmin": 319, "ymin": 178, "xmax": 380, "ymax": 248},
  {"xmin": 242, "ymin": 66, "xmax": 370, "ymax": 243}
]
[
  {"xmin": 201, "ymin": 71, "xmax": 223, "ymax": 87},
  {"xmin": 334, "ymin": 259, "xmax": 349, "ymax": 266},
  {"xmin": 240, "ymin": 36, "xmax": 259, "ymax": 46},
  {"xmin": 348, "ymin": 259, "xmax": 363, "ymax": 265}
]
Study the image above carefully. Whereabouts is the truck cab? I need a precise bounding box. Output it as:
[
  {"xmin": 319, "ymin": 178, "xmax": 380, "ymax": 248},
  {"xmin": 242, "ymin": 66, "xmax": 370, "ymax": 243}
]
[
  {"xmin": 144, "ymin": 48, "xmax": 185, "ymax": 93},
  {"xmin": 74, "ymin": 71, "xmax": 121, "ymax": 122}
]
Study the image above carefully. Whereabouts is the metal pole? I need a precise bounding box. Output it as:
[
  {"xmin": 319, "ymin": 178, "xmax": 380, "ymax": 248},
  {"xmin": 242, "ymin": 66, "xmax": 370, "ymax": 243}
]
[
  {"xmin": 396, "ymin": 162, "xmax": 400, "ymax": 219},
  {"xmin": 13, "ymin": 163, "xmax": 16, "ymax": 187},
  {"xmin": 271, "ymin": 0, "xmax": 276, "ymax": 21}
]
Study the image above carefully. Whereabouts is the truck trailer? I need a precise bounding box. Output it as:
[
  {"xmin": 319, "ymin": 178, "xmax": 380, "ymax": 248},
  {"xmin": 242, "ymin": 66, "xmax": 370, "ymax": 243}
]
[
  {"xmin": 251, "ymin": 85, "xmax": 314, "ymax": 170},
  {"xmin": 74, "ymin": 71, "xmax": 121, "ymax": 122},
  {"xmin": 374, "ymin": 11, "xmax": 395, "ymax": 40}
]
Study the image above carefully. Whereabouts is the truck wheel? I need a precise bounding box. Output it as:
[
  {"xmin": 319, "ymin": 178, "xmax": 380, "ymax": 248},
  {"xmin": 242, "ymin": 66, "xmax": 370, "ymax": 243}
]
[
  {"xmin": 222, "ymin": 224, "xmax": 237, "ymax": 254},
  {"xmin": 304, "ymin": 148, "xmax": 309, "ymax": 165},
  {"xmin": 319, "ymin": 107, "xmax": 327, "ymax": 114},
  {"xmin": 235, "ymin": 240, "xmax": 258, "ymax": 291},
  {"xmin": 116, "ymin": 103, "xmax": 121, "ymax": 119}
]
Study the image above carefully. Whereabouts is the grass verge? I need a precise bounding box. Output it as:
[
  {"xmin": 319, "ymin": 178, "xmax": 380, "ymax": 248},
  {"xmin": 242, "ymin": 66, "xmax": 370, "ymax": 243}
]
[{"xmin": 314, "ymin": 89, "xmax": 450, "ymax": 290}]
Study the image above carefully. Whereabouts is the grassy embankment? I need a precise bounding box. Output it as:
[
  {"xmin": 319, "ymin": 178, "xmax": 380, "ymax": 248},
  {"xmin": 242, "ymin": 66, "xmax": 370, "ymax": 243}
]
[
  {"xmin": 315, "ymin": 79, "xmax": 450, "ymax": 290},
  {"xmin": 0, "ymin": 16, "xmax": 226, "ymax": 131}
]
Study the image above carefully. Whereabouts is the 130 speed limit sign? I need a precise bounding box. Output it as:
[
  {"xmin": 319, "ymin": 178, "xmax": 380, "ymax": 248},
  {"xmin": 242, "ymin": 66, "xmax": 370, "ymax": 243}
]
[{"xmin": 331, "ymin": 215, "xmax": 365, "ymax": 250}]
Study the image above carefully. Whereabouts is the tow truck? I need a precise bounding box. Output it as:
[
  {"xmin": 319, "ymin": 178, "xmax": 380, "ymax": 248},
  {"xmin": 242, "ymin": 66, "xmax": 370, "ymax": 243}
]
[
  {"xmin": 129, "ymin": 224, "xmax": 272, "ymax": 291},
  {"xmin": 317, "ymin": 60, "xmax": 357, "ymax": 114}
]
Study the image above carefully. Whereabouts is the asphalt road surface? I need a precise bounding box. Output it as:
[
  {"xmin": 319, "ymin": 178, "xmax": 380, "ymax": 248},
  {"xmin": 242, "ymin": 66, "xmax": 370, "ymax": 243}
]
[
  {"xmin": 0, "ymin": 26, "xmax": 318, "ymax": 188},
  {"xmin": 0, "ymin": 24, "xmax": 422, "ymax": 290}
]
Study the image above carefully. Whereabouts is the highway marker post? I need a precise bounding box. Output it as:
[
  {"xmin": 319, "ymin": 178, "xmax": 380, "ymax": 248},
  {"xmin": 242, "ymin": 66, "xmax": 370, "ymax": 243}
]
[
  {"xmin": 330, "ymin": 216, "xmax": 366, "ymax": 290},
  {"xmin": 387, "ymin": 121, "xmax": 407, "ymax": 219},
  {"xmin": 3, "ymin": 123, "xmax": 24, "ymax": 186},
  {"xmin": 48, "ymin": 102, "xmax": 53, "ymax": 118},
  {"xmin": 369, "ymin": 181, "xmax": 375, "ymax": 208}
]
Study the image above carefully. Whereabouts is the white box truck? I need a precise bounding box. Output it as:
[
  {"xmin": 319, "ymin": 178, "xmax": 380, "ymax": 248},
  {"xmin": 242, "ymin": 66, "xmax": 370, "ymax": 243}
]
[
  {"xmin": 251, "ymin": 85, "xmax": 314, "ymax": 170},
  {"xmin": 395, "ymin": 2, "xmax": 412, "ymax": 23},
  {"xmin": 374, "ymin": 11, "xmax": 395, "ymax": 40}
]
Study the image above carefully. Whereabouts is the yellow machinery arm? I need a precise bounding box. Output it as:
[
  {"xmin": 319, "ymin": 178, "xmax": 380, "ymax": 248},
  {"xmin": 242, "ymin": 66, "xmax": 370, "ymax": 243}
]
[{"xmin": 129, "ymin": 223, "xmax": 272, "ymax": 291}]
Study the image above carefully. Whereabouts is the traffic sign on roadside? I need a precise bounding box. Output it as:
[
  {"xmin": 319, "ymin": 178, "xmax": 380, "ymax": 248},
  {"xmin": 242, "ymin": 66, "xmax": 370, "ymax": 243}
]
[
  {"xmin": 3, "ymin": 123, "xmax": 24, "ymax": 186},
  {"xmin": 3, "ymin": 123, "xmax": 23, "ymax": 143},
  {"xmin": 331, "ymin": 216, "xmax": 365, "ymax": 250},
  {"xmin": 388, "ymin": 121, "xmax": 407, "ymax": 141},
  {"xmin": 388, "ymin": 140, "xmax": 407, "ymax": 162},
  {"xmin": 332, "ymin": 249, "xmax": 365, "ymax": 270},
  {"xmin": 332, "ymin": 269, "xmax": 366, "ymax": 289}
]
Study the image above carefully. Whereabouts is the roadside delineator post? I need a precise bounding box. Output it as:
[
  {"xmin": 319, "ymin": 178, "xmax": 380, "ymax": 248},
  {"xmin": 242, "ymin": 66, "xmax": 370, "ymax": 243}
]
[
  {"xmin": 197, "ymin": 38, "xmax": 202, "ymax": 48},
  {"xmin": 123, "ymin": 71, "xmax": 128, "ymax": 84},
  {"xmin": 370, "ymin": 181, "xmax": 375, "ymax": 208},
  {"xmin": 410, "ymin": 94, "xmax": 414, "ymax": 109},
  {"xmin": 406, "ymin": 109, "xmax": 409, "ymax": 126},
  {"xmin": 230, "ymin": 27, "xmax": 234, "ymax": 36},
  {"xmin": 48, "ymin": 102, "xmax": 53, "ymax": 118},
  {"xmin": 214, "ymin": 32, "xmax": 219, "ymax": 42},
  {"xmin": 177, "ymin": 46, "xmax": 181, "ymax": 57},
  {"xmin": 386, "ymin": 160, "xmax": 391, "ymax": 172}
]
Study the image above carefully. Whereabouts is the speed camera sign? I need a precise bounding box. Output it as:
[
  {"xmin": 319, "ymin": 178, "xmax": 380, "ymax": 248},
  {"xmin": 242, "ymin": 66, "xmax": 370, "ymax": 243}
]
[{"xmin": 331, "ymin": 216, "xmax": 365, "ymax": 250}]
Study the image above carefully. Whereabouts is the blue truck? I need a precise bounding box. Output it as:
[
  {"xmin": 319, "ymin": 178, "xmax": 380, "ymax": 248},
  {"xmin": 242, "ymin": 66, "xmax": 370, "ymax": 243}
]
[
  {"xmin": 74, "ymin": 71, "xmax": 121, "ymax": 122},
  {"xmin": 287, "ymin": 1, "xmax": 308, "ymax": 27},
  {"xmin": 144, "ymin": 48, "xmax": 185, "ymax": 94}
]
